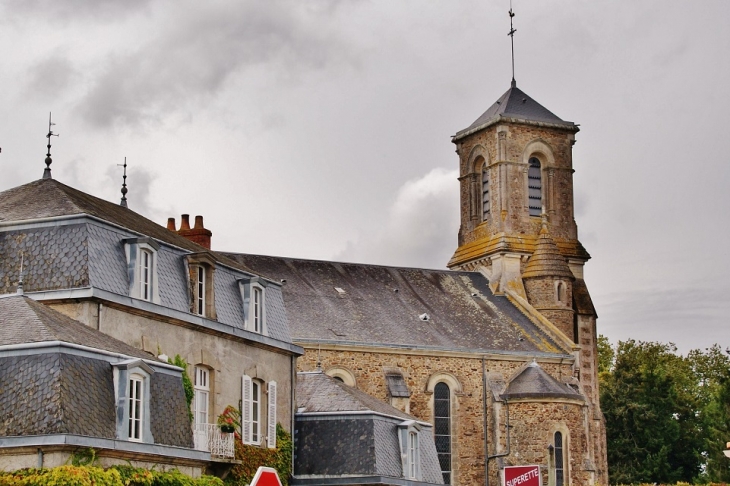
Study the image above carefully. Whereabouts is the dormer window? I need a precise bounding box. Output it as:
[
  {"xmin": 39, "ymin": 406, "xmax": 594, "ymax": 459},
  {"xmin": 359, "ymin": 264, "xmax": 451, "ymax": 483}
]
[
  {"xmin": 238, "ymin": 276, "xmax": 268, "ymax": 334},
  {"xmin": 196, "ymin": 266, "xmax": 206, "ymax": 315},
  {"xmin": 113, "ymin": 359, "xmax": 154, "ymax": 443},
  {"xmin": 123, "ymin": 238, "xmax": 160, "ymax": 304},
  {"xmin": 528, "ymin": 156, "xmax": 542, "ymax": 217},
  {"xmin": 398, "ymin": 420, "xmax": 422, "ymax": 480},
  {"xmin": 186, "ymin": 253, "xmax": 217, "ymax": 319},
  {"xmin": 139, "ymin": 249, "xmax": 152, "ymax": 301}
]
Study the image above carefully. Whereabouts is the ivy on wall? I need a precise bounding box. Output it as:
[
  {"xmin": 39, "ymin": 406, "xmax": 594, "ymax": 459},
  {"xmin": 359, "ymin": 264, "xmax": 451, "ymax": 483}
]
[
  {"xmin": 217, "ymin": 406, "xmax": 293, "ymax": 486},
  {"xmin": 168, "ymin": 354, "xmax": 194, "ymax": 422}
]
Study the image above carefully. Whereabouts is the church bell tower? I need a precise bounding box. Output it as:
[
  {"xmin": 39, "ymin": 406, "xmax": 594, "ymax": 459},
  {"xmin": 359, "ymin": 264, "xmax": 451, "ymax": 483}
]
[{"xmin": 447, "ymin": 80, "xmax": 601, "ymax": 400}]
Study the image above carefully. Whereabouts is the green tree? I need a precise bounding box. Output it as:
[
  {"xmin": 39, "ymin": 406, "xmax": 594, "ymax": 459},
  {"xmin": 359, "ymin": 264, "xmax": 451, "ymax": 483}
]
[
  {"xmin": 600, "ymin": 339, "xmax": 703, "ymax": 484},
  {"xmin": 688, "ymin": 345, "xmax": 730, "ymax": 482}
]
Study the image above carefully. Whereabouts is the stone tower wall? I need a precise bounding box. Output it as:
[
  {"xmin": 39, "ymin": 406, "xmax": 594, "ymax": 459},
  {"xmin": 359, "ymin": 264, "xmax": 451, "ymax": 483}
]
[{"xmin": 523, "ymin": 276, "xmax": 575, "ymax": 340}]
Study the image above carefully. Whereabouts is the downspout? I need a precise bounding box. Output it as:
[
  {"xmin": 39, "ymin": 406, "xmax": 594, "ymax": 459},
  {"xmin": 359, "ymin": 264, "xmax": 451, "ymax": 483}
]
[
  {"xmin": 482, "ymin": 358, "xmax": 489, "ymax": 486},
  {"xmin": 486, "ymin": 398, "xmax": 511, "ymax": 486},
  {"xmin": 37, "ymin": 448, "xmax": 43, "ymax": 469},
  {"xmin": 290, "ymin": 354, "xmax": 296, "ymax": 479}
]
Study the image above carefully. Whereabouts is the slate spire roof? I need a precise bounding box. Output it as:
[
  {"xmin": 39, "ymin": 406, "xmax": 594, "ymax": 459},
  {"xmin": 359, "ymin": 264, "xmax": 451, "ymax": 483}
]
[
  {"xmin": 501, "ymin": 361, "xmax": 582, "ymax": 401},
  {"xmin": 0, "ymin": 294, "xmax": 152, "ymax": 360},
  {"xmin": 522, "ymin": 217, "xmax": 574, "ymax": 280},
  {"xmin": 454, "ymin": 83, "xmax": 576, "ymax": 140}
]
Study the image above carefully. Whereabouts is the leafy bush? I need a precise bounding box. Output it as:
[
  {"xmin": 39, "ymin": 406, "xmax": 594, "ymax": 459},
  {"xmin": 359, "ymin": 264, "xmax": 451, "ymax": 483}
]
[{"xmin": 0, "ymin": 464, "xmax": 223, "ymax": 486}]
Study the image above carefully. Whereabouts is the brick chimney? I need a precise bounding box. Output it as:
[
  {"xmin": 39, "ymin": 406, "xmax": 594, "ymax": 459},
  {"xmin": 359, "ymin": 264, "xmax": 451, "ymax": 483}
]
[{"xmin": 174, "ymin": 214, "xmax": 212, "ymax": 249}]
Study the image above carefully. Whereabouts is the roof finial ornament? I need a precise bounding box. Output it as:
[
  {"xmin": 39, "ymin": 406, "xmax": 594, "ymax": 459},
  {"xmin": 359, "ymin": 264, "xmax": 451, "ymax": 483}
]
[
  {"xmin": 540, "ymin": 207, "xmax": 549, "ymax": 234},
  {"xmin": 316, "ymin": 344, "xmax": 322, "ymax": 371},
  {"xmin": 43, "ymin": 112, "xmax": 59, "ymax": 180},
  {"xmin": 118, "ymin": 157, "xmax": 128, "ymax": 208},
  {"xmin": 508, "ymin": 0, "xmax": 517, "ymax": 88},
  {"xmin": 17, "ymin": 252, "xmax": 24, "ymax": 295}
]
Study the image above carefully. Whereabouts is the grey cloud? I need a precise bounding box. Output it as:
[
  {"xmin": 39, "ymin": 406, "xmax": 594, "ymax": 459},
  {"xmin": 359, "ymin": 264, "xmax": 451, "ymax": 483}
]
[
  {"xmin": 24, "ymin": 56, "xmax": 79, "ymax": 100},
  {"xmin": 1, "ymin": 0, "xmax": 152, "ymax": 23},
  {"xmin": 336, "ymin": 168, "xmax": 460, "ymax": 269},
  {"xmin": 104, "ymin": 163, "xmax": 156, "ymax": 219},
  {"xmin": 76, "ymin": 1, "xmax": 359, "ymax": 129}
]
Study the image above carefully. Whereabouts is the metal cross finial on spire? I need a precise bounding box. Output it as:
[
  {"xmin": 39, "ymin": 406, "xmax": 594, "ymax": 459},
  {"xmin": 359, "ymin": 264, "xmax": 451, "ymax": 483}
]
[
  {"xmin": 43, "ymin": 112, "xmax": 59, "ymax": 179},
  {"xmin": 118, "ymin": 157, "xmax": 128, "ymax": 208},
  {"xmin": 508, "ymin": 1, "xmax": 517, "ymax": 88}
]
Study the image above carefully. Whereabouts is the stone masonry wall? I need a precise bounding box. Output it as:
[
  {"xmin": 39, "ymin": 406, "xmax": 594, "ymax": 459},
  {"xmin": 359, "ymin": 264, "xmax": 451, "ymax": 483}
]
[
  {"xmin": 523, "ymin": 277, "xmax": 575, "ymax": 341},
  {"xmin": 298, "ymin": 348, "xmax": 598, "ymax": 486}
]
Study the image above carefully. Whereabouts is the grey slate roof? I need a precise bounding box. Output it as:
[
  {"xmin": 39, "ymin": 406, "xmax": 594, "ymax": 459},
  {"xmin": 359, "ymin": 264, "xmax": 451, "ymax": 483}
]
[
  {"xmin": 219, "ymin": 253, "xmax": 566, "ymax": 355},
  {"xmin": 454, "ymin": 84, "xmax": 576, "ymax": 139},
  {"xmin": 0, "ymin": 294, "xmax": 152, "ymax": 360},
  {"xmin": 0, "ymin": 178, "xmax": 257, "ymax": 275},
  {"xmin": 297, "ymin": 372, "xmax": 414, "ymax": 420},
  {"xmin": 295, "ymin": 372, "xmax": 443, "ymax": 484},
  {"xmin": 501, "ymin": 361, "xmax": 583, "ymax": 401}
]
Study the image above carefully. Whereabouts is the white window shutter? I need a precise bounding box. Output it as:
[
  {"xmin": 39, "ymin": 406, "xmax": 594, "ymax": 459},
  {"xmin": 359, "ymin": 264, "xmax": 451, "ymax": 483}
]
[
  {"xmin": 242, "ymin": 375, "xmax": 253, "ymax": 445},
  {"xmin": 267, "ymin": 381, "xmax": 277, "ymax": 449}
]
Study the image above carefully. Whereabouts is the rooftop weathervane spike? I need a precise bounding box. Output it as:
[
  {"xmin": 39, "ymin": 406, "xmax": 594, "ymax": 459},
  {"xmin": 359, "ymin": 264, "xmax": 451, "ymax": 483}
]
[
  {"xmin": 17, "ymin": 252, "xmax": 24, "ymax": 295},
  {"xmin": 43, "ymin": 112, "xmax": 59, "ymax": 179},
  {"xmin": 508, "ymin": 1, "xmax": 517, "ymax": 87},
  {"xmin": 118, "ymin": 157, "xmax": 128, "ymax": 208}
]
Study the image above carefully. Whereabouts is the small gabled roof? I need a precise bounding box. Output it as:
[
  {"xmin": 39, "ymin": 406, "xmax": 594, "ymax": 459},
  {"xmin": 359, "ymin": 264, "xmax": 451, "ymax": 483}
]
[
  {"xmin": 501, "ymin": 361, "xmax": 582, "ymax": 401},
  {"xmin": 0, "ymin": 178, "xmax": 256, "ymax": 275},
  {"xmin": 454, "ymin": 83, "xmax": 576, "ymax": 140},
  {"xmin": 297, "ymin": 371, "xmax": 418, "ymax": 422},
  {"xmin": 0, "ymin": 294, "xmax": 152, "ymax": 360}
]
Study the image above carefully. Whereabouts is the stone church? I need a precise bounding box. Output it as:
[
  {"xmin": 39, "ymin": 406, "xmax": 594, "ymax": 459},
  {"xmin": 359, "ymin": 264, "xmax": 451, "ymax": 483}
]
[
  {"xmin": 221, "ymin": 79, "xmax": 608, "ymax": 486},
  {"xmin": 0, "ymin": 77, "xmax": 607, "ymax": 485}
]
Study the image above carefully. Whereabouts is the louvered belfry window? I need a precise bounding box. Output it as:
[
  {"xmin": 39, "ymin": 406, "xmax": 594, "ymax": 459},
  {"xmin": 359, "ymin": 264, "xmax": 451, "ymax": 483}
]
[
  {"xmin": 482, "ymin": 166, "xmax": 491, "ymax": 220},
  {"xmin": 434, "ymin": 382, "xmax": 451, "ymax": 484},
  {"xmin": 528, "ymin": 157, "xmax": 542, "ymax": 216}
]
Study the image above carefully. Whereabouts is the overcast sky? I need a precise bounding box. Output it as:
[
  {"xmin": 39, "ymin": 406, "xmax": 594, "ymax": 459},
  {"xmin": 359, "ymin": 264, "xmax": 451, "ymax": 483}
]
[{"xmin": 1, "ymin": 0, "xmax": 728, "ymax": 353}]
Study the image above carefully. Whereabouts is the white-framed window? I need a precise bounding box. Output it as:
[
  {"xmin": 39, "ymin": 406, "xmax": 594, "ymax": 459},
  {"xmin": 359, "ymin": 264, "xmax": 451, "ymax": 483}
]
[
  {"xmin": 408, "ymin": 431, "xmax": 419, "ymax": 479},
  {"xmin": 398, "ymin": 420, "xmax": 422, "ymax": 480},
  {"xmin": 252, "ymin": 287, "xmax": 262, "ymax": 333},
  {"xmin": 187, "ymin": 253, "xmax": 217, "ymax": 319},
  {"xmin": 242, "ymin": 375, "xmax": 277, "ymax": 448},
  {"xmin": 123, "ymin": 238, "xmax": 160, "ymax": 303},
  {"xmin": 238, "ymin": 277, "xmax": 268, "ymax": 334},
  {"xmin": 196, "ymin": 266, "xmax": 206, "ymax": 316},
  {"xmin": 113, "ymin": 359, "xmax": 154, "ymax": 443},
  {"xmin": 528, "ymin": 156, "xmax": 543, "ymax": 217},
  {"xmin": 139, "ymin": 249, "xmax": 152, "ymax": 301},
  {"xmin": 128, "ymin": 374, "xmax": 144, "ymax": 442},
  {"xmin": 194, "ymin": 367, "xmax": 210, "ymax": 425}
]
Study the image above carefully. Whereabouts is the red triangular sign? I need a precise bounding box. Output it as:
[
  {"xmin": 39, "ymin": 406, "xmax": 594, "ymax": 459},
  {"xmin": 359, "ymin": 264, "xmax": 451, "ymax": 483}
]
[{"xmin": 250, "ymin": 467, "xmax": 283, "ymax": 486}]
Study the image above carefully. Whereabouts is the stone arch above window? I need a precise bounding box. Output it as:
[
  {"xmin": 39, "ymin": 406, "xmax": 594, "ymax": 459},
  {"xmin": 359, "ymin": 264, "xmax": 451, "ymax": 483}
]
[
  {"xmin": 325, "ymin": 366, "xmax": 356, "ymax": 387},
  {"xmin": 425, "ymin": 372, "xmax": 463, "ymax": 396},
  {"xmin": 466, "ymin": 144, "xmax": 489, "ymax": 174}
]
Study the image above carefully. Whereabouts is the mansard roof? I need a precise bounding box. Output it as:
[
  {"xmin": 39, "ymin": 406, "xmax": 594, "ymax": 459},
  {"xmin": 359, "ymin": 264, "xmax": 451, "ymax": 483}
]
[
  {"xmin": 453, "ymin": 83, "xmax": 577, "ymax": 141},
  {"xmin": 501, "ymin": 361, "xmax": 582, "ymax": 401},
  {"xmin": 0, "ymin": 294, "xmax": 152, "ymax": 359},
  {"xmin": 297, "ymin": 371, "xmax": 416, "ymax": 420},
  {"xmin": 0, "ymin": 178, "xmax": 255, "ymax": 274},
  {"xmin": 219, "ymin": 253, "xmax": 569, "ymax": 356}
]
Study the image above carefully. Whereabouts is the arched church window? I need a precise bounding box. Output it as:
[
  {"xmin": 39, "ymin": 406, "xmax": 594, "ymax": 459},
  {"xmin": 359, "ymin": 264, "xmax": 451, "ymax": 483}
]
[
  {"xmin": 434, "ymin": 382, "xmax": 451, "ymax": 484},
  {"xmin": 554, "ymin": 431, "xmax": 565, "ymax": 486},
  {"xmin": 482, "ymin": 165, "xmax": 490, "ymax": 220},
  {"xmin": 528, "ymin": 157, "xmax": 542, "ymax": 216}
]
